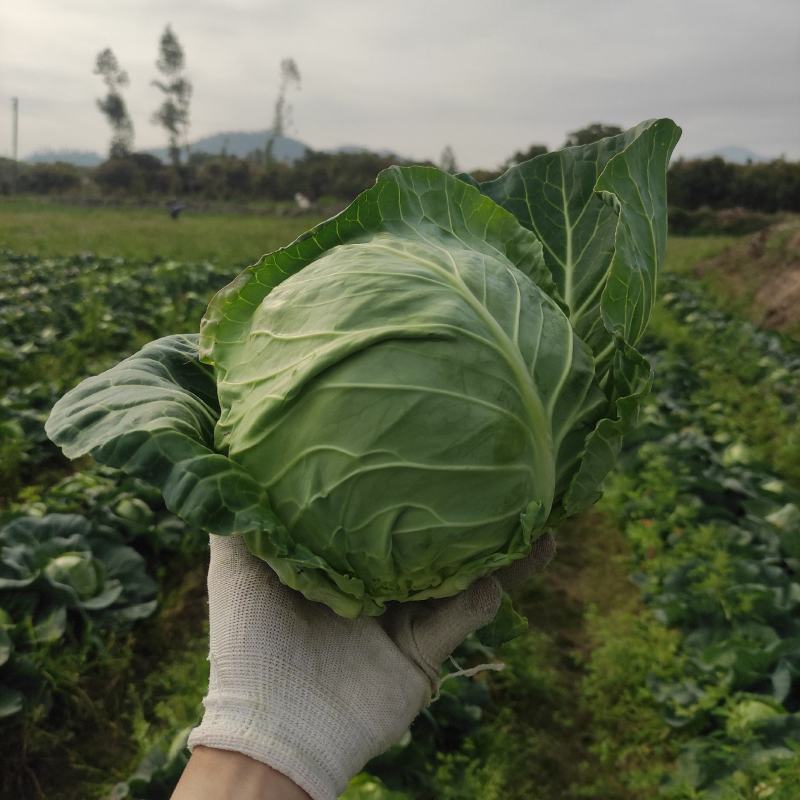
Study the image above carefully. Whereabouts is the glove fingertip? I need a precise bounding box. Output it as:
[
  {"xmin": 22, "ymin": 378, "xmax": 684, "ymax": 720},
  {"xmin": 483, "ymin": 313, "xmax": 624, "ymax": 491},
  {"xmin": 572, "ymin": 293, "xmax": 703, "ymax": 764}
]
[
  {"xmin": 495, "ymin": 532, "xmax": 556, "ymax": 593},
  {"xmin": 411, "ymin": 577, "xmax": 502, "ymax": 672},
  {"xmin": 463, "ymin": 575, "xmax": 503, "ymax": 626}
]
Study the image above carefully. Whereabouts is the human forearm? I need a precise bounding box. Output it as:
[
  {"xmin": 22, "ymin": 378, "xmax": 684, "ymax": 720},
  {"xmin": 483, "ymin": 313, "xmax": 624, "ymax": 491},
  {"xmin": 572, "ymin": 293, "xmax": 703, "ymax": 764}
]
[{"xmin": 171, "ymin": 746, "xmax": 312, "ymax": 800}]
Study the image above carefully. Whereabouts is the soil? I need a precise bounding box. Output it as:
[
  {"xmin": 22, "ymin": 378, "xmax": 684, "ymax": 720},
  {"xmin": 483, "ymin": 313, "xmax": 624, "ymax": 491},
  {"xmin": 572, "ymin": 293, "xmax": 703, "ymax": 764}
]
[{"xmin": 694, "ymin": 221, "xmax": 800, "ymax": 335}]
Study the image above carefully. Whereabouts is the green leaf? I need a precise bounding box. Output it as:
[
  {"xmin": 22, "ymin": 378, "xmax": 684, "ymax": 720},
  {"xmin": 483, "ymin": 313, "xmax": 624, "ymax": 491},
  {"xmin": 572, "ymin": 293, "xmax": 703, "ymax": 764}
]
[
  {"xmin": 0, "ymin": 514, "xmax": 92, "ymax": 589},
  {"xmin": 112, "ymin": 600, "xmax": 158, "ymax": 622},
  {"xmin": 0, "ymin": 685, "xmax": 23, "ymax": 718},
  {"xmin": 563, "ymin": 342, "xmax": 652, "ymax": 515},
  {"xmin": 45, "ymin": 335, "xmax": 287, "ymax": 543},
  {"xmin": 341, "ymin": 773, "xmax": 411, "ymax": 800},
  {"xmin": 80, "ymin": 579, "xmax": 124, "ymax": 610},
  {"xmin": 467, "ymin": 120, "xmax": 681, "ymax": 515},
  {"xmin": 469, "ymin": 119, "xmax": 681, "ymax": 361},
  {"xmin": 771, "ymin": 660, "xmax": 794, "ymax": 703},
  {"xmin": 31, "ymin": 605, "xmax": 67, "ymax": 644},
  {"xmin": 725, "ymin": 697, "xmax": 783, "ymax": 737},
  {"xmin": 200, "ymin": 165, "xmax": 557, "ymax": 363},
  {"xmin": 44, "ymin": 552, "xmax": 103, "ymax": 600},
  {"xmin": 475, "ymin": 592, "xmax": 529, "ymax": 647},
  {"xmin": 0, "ymin": 628, "xmax": 12, "ymax": 667}
]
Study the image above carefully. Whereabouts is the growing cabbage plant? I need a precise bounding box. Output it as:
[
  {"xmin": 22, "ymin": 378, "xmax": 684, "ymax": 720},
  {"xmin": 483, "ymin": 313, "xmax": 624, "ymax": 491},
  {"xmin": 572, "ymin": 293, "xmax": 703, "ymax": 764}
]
[{"xmin": 47, "ymin": 119, "xmax": 680, "ymax": 617}]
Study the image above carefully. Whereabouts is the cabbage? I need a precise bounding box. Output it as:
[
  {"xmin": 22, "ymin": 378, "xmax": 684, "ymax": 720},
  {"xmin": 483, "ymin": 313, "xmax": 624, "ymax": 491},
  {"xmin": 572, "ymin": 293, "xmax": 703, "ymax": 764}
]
[{"xmin": 46, "ymin": 119, "xmax": 680, "ymax": 617}]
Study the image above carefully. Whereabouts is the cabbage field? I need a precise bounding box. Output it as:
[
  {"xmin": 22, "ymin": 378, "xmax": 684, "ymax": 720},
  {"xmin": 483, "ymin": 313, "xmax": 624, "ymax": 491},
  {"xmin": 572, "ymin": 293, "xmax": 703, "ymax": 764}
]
[{"xmin": 1, "ymin": 216, "xmax": 799, "ymax": 798}]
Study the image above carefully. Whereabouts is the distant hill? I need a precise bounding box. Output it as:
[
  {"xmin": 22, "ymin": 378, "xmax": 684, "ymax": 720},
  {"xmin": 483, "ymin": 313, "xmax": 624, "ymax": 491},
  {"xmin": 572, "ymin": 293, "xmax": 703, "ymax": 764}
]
[
  {"xmin": 143, "ymin": 130, "xmax": 309, "ymax": 163},
  {"xmin": 26, "ymin": 150, "xmax": 102, "ymax": 167},
  {"xmin": 692, "ymin": 146, "xmax": 769, "ymax": 164},
  {"xmin": 24, "ymin": 131, "xmax": 309, "ymax": 167},
  {"xmin": 22, "ymin": 133, "xmax": 408, "ymax": 168}
]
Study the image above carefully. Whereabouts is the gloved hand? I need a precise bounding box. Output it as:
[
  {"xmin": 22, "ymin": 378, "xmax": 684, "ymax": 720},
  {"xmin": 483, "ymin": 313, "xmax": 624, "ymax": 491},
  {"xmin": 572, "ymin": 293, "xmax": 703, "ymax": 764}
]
[{"xmin": 187, "ymin": 532, "xmax": 555, "ymax": 800}]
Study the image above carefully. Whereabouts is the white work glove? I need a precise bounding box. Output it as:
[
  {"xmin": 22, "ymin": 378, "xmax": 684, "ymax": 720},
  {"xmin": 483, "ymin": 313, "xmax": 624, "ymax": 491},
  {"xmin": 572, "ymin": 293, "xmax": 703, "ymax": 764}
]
[{"xmin": 187, "ymin": 532, "xmax": 555, "ymax": 800}]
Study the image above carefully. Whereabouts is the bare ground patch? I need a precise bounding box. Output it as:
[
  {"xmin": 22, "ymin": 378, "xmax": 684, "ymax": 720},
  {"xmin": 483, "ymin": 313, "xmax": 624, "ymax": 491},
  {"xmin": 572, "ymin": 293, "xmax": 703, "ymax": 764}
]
[{"xmin": 694, "ymin": 220, "xmax": 800, "ymax": 337}]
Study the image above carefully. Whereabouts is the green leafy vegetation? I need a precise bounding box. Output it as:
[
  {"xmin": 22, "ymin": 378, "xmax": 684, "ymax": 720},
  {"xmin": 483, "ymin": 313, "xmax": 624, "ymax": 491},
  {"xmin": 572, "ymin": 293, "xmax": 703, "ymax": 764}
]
[
  {"xmin": 45, "ymin": 120, "xmax": 680, "ymax": 619},
  {"xmin": 597, "ymin": 277, "xmax": 800, "ymax": 795},
  {"xmin": 650, "ymin": 275, "xmax": 800, "ymax": 483},
  {"xmin": 0, "ymin": 513, "xmax": 157, "ymax": 719},
  {"xmin": 0, "ymin": 467, "xmax": 210, "ymax": 799},
  {"xmin": 0, "ymin": 243, "xmax": 225, "ymax": 797}
]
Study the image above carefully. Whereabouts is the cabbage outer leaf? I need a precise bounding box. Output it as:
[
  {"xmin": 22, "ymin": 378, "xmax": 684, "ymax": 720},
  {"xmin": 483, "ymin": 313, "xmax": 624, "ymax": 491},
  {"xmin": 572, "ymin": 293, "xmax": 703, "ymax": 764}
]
[
  {"xmin": 466, "ymin": 119, "xmax": 681, "ymax": 515},
  {"xmin": 45, "ymin": 335, "xmax": 287, "ymax": 542}
]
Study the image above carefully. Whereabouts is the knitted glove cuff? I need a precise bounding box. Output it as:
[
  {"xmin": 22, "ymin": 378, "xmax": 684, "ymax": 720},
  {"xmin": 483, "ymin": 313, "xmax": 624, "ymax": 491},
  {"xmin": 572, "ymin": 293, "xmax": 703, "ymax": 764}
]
[{"xmin": 187, "ymin": 694, "xmax": 347, "ymax": 800}]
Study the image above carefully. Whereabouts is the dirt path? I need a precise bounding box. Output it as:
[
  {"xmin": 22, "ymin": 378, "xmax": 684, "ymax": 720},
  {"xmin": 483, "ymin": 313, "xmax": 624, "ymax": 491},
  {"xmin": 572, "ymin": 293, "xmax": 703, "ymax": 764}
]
[
  {"xmin": 696, "ymin": 221, "xmax": 800, "ymax": 337},
  {"xmin": 471, "ymin": 509, "xmax": 668, "ymax": 800}
]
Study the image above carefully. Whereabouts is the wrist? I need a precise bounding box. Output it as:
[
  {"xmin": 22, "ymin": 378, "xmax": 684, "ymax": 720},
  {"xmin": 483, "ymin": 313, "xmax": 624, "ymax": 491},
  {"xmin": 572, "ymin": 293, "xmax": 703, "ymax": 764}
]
[
  {"xmin": 186, "ymin": 689, "xmax": 371, "ymax": 800},
  {"xmin": 171, "ymin": 746, "xmax": 311, "ymax": 800}
]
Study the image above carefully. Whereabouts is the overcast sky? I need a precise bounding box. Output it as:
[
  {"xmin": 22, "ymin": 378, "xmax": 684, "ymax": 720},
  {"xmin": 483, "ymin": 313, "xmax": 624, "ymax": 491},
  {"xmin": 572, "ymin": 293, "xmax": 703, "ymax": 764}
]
[{"xmin": 1, "ymin": 0, "xmax": 798, "ymax": 169}]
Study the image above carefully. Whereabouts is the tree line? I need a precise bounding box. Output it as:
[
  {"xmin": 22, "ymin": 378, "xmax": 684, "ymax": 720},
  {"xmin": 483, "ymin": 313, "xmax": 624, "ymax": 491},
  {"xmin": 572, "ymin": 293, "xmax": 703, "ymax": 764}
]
[
  {"xmin": 6, "ymin": 45, "xmax": 800, "ymax": 220},
  {"xmin": 5, "ymin": 144, "xmax": 798, "ymax": 219},
  {"xmin": 668, "ymin": 157, "xmax": 799, "ymax": 213}
]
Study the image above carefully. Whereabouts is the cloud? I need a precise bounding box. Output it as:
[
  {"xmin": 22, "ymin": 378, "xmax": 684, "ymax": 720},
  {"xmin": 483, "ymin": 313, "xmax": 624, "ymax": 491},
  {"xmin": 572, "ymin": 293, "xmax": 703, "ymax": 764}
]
[{"xmin": 1, "ymin": 0, "xmax": 798, "ymax": 167}]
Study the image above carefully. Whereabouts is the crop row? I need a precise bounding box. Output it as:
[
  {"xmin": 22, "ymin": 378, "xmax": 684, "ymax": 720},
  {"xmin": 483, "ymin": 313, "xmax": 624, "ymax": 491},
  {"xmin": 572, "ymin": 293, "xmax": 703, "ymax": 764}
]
[
  {"xmin": 0, "ymin": 251, "xmax": 238, "ymax": 494},
  {"xmin": 0, "ymin": 253, "xmax": 231, "ymax": 796},
  {"xmin": 0, "ymin": 467, "xmax": 205, "ymax": 722},
  {"xmin": 600, "ymin": 277, "xmax": 800, "ymax": 795},
  {"xmin": 0, "ymin": 251, "xmax": 235, "ymax": 730},
  {"xmin": 0, "ymin": 252, "xmax": 238, "ymax": 393}
]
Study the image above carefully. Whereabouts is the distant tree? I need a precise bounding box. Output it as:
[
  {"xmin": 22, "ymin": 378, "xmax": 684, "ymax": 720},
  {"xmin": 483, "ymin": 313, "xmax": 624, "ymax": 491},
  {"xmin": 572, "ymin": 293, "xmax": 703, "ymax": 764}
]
[
  {"xmin": 254, "ymin": 160, "xmax": 294, "ymax": 201},
  {"xmin": 737, "ymin": 160, "xmax": 800, "ymax": 212},
  {"xmin": 152, "ymin": 25, "xmax": 192, "ymax": 172},
  {"xmin": 564, "ymin": 123, "xmax": 623, "ymax": 147},
  {"xmin": 265, "ymin": 58, "xmax": 301, "ymax": 164},
  {"xmin": 21, "ymin": 162, "xmax": 83, "ymax": 194},
  {"xmin": 94, "ymin": 48, "xmax": 134, "ymax": 158},
  {"xmin": 668, "ymin": 156, "xmax": 738, "ymax": 209},
  {"xmin": 94, "ymin": 152, "xmax": 170, "ymax": 195},
  {"xmin": 667, "ymin": 156, "xmax": 800, "ymax": 213},
  {"xmin": 293, "ymin": 150, "xmax": 403, "ymax": 200},
  {"xmin": 440, "ymin": 145, "xmax": 458, "ymax": 173},
  {"xmin": 502, "ymin": 143, "xmax": 548, "ymax": 169},
  {"xmin": 468, "ymin": 168, "xmax": 500, "ymax": 182}
]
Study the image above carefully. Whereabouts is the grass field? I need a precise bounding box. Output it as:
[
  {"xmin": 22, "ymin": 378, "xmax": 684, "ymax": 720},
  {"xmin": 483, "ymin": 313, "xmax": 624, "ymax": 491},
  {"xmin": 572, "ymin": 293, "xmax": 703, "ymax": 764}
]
[
  {"xmin": 0, "ymin": 196, "xmax": 738, "ymax": 272},
  {"xmin": 0, "ymin": 197, "xmax": 322, "ymax": 264},
  {"xmin": 2, "ymin": 199, "xmax": 799, "ymax": 799}
]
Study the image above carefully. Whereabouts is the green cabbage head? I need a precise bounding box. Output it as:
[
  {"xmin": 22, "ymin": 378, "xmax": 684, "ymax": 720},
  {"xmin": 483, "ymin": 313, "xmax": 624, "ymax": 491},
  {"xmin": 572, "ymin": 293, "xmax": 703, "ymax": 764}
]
[{"xmin": 46, "ymin": 119, "xmax": 680, "ymax": 617}]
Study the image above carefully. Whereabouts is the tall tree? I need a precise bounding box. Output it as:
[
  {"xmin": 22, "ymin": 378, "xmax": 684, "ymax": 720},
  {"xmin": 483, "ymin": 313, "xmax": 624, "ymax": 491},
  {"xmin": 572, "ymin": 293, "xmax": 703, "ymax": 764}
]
[
  {"xmin": 94, "ymin": 48, "xmax": 134, "ymax": 158},
  {"xmin": 152, "ymin": 25, "xmax": 192, "ymax": 171},
  {"xmin": 564, "ymin": 123, "xmax": 623, "ymax": 147},
  {"xmin": 440, "ymin": 145, "xmax": 458, "ymax": 173},
  {"xmin": 265, "ymin": 58, "xmax": 301, "ymax": 164}
]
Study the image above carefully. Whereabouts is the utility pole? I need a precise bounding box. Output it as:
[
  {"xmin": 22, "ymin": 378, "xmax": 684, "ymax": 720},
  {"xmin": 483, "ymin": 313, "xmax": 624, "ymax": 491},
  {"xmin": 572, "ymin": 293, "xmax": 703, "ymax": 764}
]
[{"xmin": 11, "ymin": 97, "xmax": 18, "ymax": 193}]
